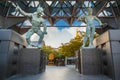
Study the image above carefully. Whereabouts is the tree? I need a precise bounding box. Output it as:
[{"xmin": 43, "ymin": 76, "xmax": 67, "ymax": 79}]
[
  {"xmin": 41, "ymin": 46, "xmax": 59, "ymax": 59},
  {"xmin": 41, "ymin": 31, "xmax": 99, "ymax": 58},
  {"xmin": 59, "ymin": 32, "xmax": 83, "ymax": 57},
  {"xmin": 58, "ymin": 31, "xmax": 99, "ymax": 57}
]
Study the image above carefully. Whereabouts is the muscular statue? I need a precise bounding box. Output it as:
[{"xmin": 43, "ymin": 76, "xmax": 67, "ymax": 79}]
[
  {"xmin": 78, "ymin": 8, "xmax": 102, "ymax": 48},
  {"xmin": 15, "ymin": 5, "xmax": 47, "ymax": 48}
]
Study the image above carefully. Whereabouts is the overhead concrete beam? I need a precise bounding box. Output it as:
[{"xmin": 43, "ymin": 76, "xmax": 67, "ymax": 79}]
[
  {"xmin": 4, "ymin": 17, "xmax": 26, "ymax": 29},
  {"xmin": 0, "ymin": 16, "xmax": 26, "ymax": 29},
  {"xmin": 99, "ymin": 17, "xmax": 118, "ymax": 29}
]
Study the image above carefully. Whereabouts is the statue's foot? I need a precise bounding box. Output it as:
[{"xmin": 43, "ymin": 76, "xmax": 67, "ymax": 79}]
[
  {"xmin": 37, "ymin": 44, "xmax": 42, "ymax": 48},
  {"xmin": 43, "ymin": 31, "xmax": 47, "ymax": 34},
  {"xmin": 88, "ymin": 45, "xmax": 96, "ymax": 48},
  {"xmin": 81, "ymin": 45, "xmax": 85, "ymax": 48},
  {"xmin": 26, "ymin": 45, "xmax": 32, "ymax": 48},
  {"xmin": 81, "ymin": 45, "xmax": 96, "ymax": 49}
]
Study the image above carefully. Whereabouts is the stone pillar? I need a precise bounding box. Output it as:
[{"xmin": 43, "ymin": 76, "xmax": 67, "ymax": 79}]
[
  {"xmin": 94, "ymin": 30, "xmax": 120, "ymax": 80},
  {"xmin": 80, "ymin": 48, "xmax": 101, "ymax": 75},
  {"xmin": 0, "ymin": 29, "xmax": 27, "ymax": 80},
  {"xmin": 20, "ymin": 48, "xmax": 40, "ymax": 74}
]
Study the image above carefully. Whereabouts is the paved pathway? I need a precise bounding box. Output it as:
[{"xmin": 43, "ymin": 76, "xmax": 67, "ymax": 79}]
[{"xmin": 7, "ymin": 65, "xmax": 111, "ymax": 80}]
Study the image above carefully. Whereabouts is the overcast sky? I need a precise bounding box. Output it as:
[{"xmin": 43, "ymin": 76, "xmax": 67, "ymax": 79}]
[
  {"xmin": 29, "ymin": 27, "xmax": 86, "ymax": 48},
  {"xmin": 22, "ymin": 19, "xmax": 87, "ymax": 48}
]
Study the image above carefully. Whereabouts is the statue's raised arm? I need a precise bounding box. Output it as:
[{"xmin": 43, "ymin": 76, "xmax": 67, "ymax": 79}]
[
  {"xmin": 15, "ymin": 4, "xmax": 32, "ymax": 18},
  {"xmin": 78, "ymin": 16, "xmax": 86, "ymax": 23},
  {"xmin": 94, "ymin": 16, "xmax": 102, "ymax": 26}
]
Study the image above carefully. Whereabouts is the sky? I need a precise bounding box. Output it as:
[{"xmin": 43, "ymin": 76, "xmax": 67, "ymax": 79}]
[
  {"xmin": 30, "ymin": 27, "xmax": 86, "ymax": 48},
  {"xmin": 22, "ymin": 19, "xmax": 86, "ymax": 48}
]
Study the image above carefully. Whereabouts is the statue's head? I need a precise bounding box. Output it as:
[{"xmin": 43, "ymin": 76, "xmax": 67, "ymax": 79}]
[
  {"xmin": 87, "ymin": 8, "xmax": 93, "ymax": 15},
  {"xmin": 37, "ymin": 7, "xmax": 44, "ymax": 16}
]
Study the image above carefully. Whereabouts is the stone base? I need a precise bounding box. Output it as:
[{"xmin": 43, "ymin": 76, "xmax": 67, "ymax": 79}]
[
  {"xmin": 39, "ymin": 50, "xmax": 46, "ymax": 73},
  {"xmin": 80, "ymin": 48, "xmax": 101, "ymax": 75},
  {"xmin": 20, "ymin": 48, "xmax": 41, "ymax": 74}
]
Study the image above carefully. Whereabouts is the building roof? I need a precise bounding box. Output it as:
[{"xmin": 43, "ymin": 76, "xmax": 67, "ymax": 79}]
[{"xmin": 0, "ymin": 0, "xmax": 120, "ymax": 34}]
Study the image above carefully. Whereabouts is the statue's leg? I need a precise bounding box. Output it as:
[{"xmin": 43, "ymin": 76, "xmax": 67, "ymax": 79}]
[
  {"xmin": 26, "ymin": 29, "xmax": 34, "ymax": 45},
  {"xmin": 37, "ymin": 31, "xmax": 44, "ymax": 48},
  {"xmin": 42, "ymin": 23, "xmax": 47, "ymax": 34},
  {"xmin": 82, "ymin": 26, "xmax": 90, "ymax": 47},
  {"xmin": 89, "ymin": 26, "xmax": 95, "ymax": 47}
]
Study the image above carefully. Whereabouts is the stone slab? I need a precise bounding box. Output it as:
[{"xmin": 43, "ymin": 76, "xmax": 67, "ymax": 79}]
[
  {"xmin": 111, "ymin": 41, "xmax": 120, "ymax": 53},
  {"xmin": 94, "ymin": 30, "xmax": 120, "ymax": 46},
  {"xmin": 94, "ymin": 31, "xmax": 109, "ymax": 46},
  {"xmin": 109, "ymin": 30, "xmax": 120, "ymax": 41},
  {"xmin": 0, "ymin": 41, "xmax": 10, "ymax": 53},
  {"xmin": 80, "ymin": 48, "xmax": 101, "ymax": 75},
  {"xmin": 20, "ymin": 48, "xmax": 41, "ymax": 74},
  {"xmin": 112, "ymin": 52, "xmax": 120, "ymax": 80},
  {"xmin": 39, "ymin": 50, "xmax": 46, "ymax": 72}
]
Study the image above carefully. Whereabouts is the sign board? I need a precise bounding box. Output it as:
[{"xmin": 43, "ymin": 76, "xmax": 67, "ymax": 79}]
[{"xmin": 49, "ymin": 53, "xmax": 54, "ymax": 60}]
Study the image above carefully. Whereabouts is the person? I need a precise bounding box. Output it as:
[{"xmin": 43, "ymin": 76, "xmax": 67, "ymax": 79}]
[
  {"xmin": 78, "ymin": 8, "xmax": 102, "ymax": 48},
  {"xmin": 15, "ymin": 5, "xmax": 47, "ymax": 48}
]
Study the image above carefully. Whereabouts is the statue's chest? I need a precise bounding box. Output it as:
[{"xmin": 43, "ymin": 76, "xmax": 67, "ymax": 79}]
[
  {"xmin": 32, "ymin": 16, "xmax": 40, "ymax": 22},
  {"xmin": 32, "ymin": 15, "xmax": 43, "ymax": 22},
  {"xmin": 86, "ymin": 16, "xmax": 94, "ymax": 22}
]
